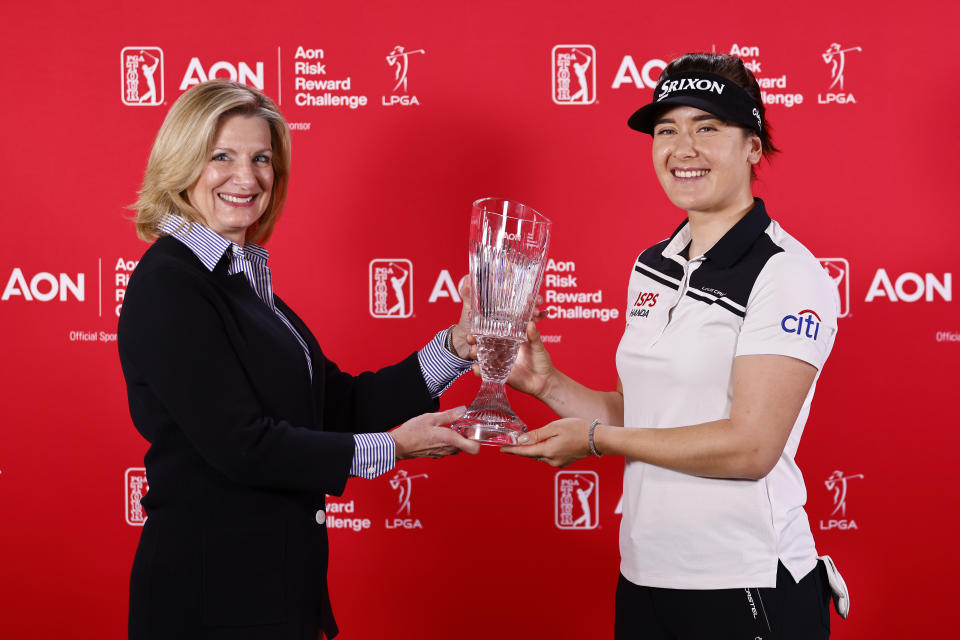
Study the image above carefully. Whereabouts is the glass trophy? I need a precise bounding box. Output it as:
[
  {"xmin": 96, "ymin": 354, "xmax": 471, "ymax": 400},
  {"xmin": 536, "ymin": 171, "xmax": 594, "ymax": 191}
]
[{"xmin": 452, "ymin": 198, "xmax": 551, "ymax": 445}]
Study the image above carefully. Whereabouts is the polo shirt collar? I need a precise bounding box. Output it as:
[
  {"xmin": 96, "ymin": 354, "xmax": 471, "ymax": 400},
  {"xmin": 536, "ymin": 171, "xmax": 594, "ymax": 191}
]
[{"xmin": 660, "ymin": 198, "xmax": 771, "ymax": 268}]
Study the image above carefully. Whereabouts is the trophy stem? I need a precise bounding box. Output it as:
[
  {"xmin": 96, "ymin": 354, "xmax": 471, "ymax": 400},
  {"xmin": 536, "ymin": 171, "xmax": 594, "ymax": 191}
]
[{"xmin": 453, "ymin": 381, "xmax": 526, "ymax": 445}]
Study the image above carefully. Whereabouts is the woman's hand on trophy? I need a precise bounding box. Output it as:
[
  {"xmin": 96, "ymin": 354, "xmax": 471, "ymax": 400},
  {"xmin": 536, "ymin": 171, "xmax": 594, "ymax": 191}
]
[
  {"xmin": 390, "ymin": 406, "xmax": 481, "ymax": 459},
  {"xmin": 501, "ymin": 321, "xmax": 557, "ymax": 400},
  {"xmin": 500, "ymin": 418, "xmax": 590, "ymax": 467},
  {"xmin": 448, "ymin": 276, "xmax": 474, "ymax": 360}
]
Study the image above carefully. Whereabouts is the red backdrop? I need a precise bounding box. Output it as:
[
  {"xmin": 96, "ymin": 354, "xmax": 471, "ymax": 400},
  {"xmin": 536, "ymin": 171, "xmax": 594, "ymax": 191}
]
[{"xmin": 1, "ymin": 1, "xmax": 958, "ymax": 637}]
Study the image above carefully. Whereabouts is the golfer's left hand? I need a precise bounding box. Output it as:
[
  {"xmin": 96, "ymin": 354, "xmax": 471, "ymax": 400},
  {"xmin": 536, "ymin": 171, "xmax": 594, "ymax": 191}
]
[{"xmin": 500, "ymin": 418, "xmax": 591, "ymax": 468}]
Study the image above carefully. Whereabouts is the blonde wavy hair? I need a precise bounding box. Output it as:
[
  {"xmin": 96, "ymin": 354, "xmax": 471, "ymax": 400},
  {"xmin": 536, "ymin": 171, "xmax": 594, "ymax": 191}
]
[{"xmin": 133, "ymin": 80, "xmax": 291, "ymax": 245}]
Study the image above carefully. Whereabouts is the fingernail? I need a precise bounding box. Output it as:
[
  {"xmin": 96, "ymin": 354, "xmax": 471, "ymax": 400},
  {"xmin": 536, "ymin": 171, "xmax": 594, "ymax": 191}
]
[
  {"xmin": 454, "ymin": 405, "xmax": 467, "ymax": 415},
  {"xmin": 518, "ymin": 434, "xmax": 529, "ymax": 444}
]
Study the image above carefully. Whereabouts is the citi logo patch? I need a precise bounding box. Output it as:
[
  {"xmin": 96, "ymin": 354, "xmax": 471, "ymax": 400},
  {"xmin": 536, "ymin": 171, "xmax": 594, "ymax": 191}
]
[{"xmin": 781, "ymin": 309, "xmax": 821, "ymax": 340}]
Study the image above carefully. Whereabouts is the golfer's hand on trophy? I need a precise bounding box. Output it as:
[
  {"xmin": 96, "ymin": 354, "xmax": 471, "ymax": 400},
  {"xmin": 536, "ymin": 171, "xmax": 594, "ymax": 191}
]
[
  {"xmin": 499, "ymin": 319, "xmax": 555, "ymax": 400},
  {"xmin": 466, "ymin": 309, "xmax": 549, "ymax": 386},
  {"xmin": 390, "ymin": 407, "xmax": 481, "ymax": 459}
]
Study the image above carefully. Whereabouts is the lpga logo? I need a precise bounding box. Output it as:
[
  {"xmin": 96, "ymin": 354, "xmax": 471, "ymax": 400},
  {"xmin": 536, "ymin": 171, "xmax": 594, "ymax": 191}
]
[
  {"xmin": 120, "ymin": 47, "xmax": 164, "ymax": 106},
  {"xmin": 820, "ymin": 470, "xmax": 864, "ymax": 531},
  {"xmin": 386, "ymin": 45, "xmax": 424, "ymax": 92},
  {"xmin": 818, "ymin": 43, "xmax": 861, "ymax": 105},
  {"xmin": 383, "ymin": 45, "xmax": 424, "ymax": 107},
  {"xmin": 552, "ymin": 45, "xmax": 596, "ymax": 105},
  {"xmin": 386, "ymin": 469, "xmax": 426, "ymax": 530},
  {"xmin": 780, "ymin": 309, "xmax": 821, "ymax": 340},
  {"xmin": 369, "ymin": 259, "xmax": 413, "ymax": 318},
  {"xmin": 822, "ymin": 43, "xmax": 861, "ymax": 90}
]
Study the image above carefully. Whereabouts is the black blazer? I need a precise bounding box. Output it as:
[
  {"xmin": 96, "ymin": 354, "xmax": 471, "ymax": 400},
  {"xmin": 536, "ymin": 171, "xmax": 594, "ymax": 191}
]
[{"xmin": 118, "ymin": 236, "xmax": 437, "ymax": 639}]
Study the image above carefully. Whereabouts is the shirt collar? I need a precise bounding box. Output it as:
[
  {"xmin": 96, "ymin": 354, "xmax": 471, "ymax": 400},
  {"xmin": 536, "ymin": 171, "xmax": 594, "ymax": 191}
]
[
  {"xmin": 660, "ymin": 198, "xmax": 771, "ymax": 268},
  {"xmin": 158, "ymin": 215, "xmax": 269, "ymax": 271}
]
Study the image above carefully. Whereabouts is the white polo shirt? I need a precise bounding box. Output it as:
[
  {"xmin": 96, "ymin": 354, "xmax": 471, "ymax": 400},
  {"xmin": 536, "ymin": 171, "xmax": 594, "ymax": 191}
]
[{"xmin": 615, "ymin": 199, "xmax": 838, "ymax": 590}]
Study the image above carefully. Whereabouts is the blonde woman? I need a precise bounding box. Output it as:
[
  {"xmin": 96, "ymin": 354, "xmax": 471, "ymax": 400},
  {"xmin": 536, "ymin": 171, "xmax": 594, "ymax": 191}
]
[{"xmin": 119, "ymin": 80, "xmax": 479, "ymax": 639}]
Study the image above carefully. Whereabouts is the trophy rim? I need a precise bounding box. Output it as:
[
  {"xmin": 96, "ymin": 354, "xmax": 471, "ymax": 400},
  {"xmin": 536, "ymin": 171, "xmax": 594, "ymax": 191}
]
[{"xmin": 472, "ymin": 197, "xmax": 551, "ymax": 225}]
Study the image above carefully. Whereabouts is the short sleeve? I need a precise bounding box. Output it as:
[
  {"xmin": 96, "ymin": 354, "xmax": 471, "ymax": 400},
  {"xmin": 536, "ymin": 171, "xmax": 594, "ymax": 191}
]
[{"xmin": 735, "ymin": 252, "xmax": 839, "ymax": 370}]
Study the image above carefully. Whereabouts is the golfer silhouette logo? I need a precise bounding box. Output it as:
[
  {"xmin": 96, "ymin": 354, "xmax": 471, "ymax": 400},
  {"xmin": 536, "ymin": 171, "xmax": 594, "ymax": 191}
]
[
  {"xmin": 819, "ymin": 258, "xmax": 850, "ymax": 318},
  {"xmin": 121, "ymin": 47, "xmax": 164, "ymax": 106},
  {"xmin": 386, "ymin": 46, "xmax": 425, "ymax": 93},
  {"xmin": 389, "ymin": 469, "xmax": 428, "ymax": 515},
  {"xmin": 552, "ymin": 45, "xmax": 597, "ymax": 105},
  {"xmin": 555, "ymin": 470, "xmax": 600, "ymax": 529},
  {"xmin": 825, "ymin": 470, "xmax": 864, "ymax": 517},
  {"xmin": 125, "ymin": 468, "xmax": 149, "ymax": 525},
  {"xmin": 369, "ymin": 259, "xmax": 414, "ymax": 318},
  {"xmin": 822, "ymin": 43, "xmax": 861, "ymax": 91}
]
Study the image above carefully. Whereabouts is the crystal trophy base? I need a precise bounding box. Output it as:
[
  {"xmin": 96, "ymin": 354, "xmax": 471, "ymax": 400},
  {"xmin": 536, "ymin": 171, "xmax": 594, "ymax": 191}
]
[{"xmin": 452, "ymin": 336, "xmax": 526, "ymax": 445}]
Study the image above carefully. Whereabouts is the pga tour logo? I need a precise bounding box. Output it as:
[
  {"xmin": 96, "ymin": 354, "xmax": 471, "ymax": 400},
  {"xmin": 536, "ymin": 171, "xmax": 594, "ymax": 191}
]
[
  {"xmin": 819, "ymin": 258, "xmax": 850, "ymax": 318},
  {"xmin": 125, "ymin": 467, "xmax": 148, "ymax": 526},
  {"xmin": 555, "ymin": 470, "xmax": 599, "ymax": 530},
  {"xmin": 552, "ymin": 45, "xmax": 596, "ymax": 105},
  {"xmin": 121, "ymin": 47, "xmax": 164, "ymax": 106},
  {"xmin": 369, "ymin": 259, "xmax": 413, "ymax": 318}
]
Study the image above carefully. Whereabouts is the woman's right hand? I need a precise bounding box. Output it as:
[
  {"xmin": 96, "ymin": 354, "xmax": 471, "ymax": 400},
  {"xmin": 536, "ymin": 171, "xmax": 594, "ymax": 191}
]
[
  {"xmin": 389, "ymin": 407, "xmax": 481, "ymax": 459},
  {"xmin": 470, "ymin": 321, "xmax": 556, "ymax": 400}
]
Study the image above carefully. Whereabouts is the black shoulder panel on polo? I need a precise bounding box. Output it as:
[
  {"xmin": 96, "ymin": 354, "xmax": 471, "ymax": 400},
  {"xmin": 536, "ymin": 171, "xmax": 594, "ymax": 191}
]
[
  {"xmin": 636, "ymin": 237, "xmax": 685, "ymax": 290},
  {"xmin": 689, "ymin": 199, "xmax": 784, "ymax": 311}
]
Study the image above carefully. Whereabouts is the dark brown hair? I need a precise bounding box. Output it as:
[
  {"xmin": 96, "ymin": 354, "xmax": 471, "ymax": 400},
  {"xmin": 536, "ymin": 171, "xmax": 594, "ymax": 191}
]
[{"xmin": 663, "ymin": 53, "xmax": 780, "ymax": 162}]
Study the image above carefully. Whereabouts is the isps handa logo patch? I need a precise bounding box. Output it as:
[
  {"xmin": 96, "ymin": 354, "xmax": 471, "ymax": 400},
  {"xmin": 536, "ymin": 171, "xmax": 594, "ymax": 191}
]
[
  {"xmin": 630, "ymin": 291, "xmax": 658, "ymax": 318},
  {"xmin": 781, "ymin": 309, "xmax": 821, "ymax": 340}
]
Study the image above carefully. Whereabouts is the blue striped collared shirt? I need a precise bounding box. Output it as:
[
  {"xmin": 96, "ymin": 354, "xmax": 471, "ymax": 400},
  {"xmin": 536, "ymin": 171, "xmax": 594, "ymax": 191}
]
[{"xmin": 158, "ymin": 215, "xmax": 472, "ymax": 479}]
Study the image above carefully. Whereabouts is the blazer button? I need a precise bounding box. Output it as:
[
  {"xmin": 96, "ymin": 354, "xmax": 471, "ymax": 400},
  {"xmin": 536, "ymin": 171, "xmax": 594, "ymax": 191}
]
[{"xmin": 315, "ymin": 510, "xmax": 326, "ymax": 526}]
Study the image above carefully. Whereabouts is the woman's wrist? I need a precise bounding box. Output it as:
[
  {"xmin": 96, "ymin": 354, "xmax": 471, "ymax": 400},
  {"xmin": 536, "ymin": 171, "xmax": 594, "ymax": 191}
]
[
  {"xmin": 536, "ymin": 366, "xmax": 564, "ymax": 404},
  {"xmin": 445, "ymin": 325, "xmax": 470, "ymax": 359}
]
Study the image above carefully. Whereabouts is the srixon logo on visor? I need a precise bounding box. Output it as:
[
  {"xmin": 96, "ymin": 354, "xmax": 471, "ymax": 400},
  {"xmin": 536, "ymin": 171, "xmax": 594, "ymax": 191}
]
[
  {"xmin": 657, "ymin": 77, "xmax": 726, "ymax": 101},
  {"xmin": 781, "ymin": 309, "xmax": 821, "ymax": 340}
]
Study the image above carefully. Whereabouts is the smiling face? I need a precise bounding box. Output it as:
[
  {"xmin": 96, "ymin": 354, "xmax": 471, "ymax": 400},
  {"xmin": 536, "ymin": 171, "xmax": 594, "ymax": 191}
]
[
  {"xmin": 651, "ymin": 105, "xmax": 761, "ymax": 217},
  {"xmin": 185, "ymin": 114, "xmax": 274, "ymax": 245}
]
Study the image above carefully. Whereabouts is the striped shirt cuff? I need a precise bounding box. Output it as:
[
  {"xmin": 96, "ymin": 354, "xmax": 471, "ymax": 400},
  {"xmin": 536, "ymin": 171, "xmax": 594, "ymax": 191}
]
[
  {"xmin": 418, "ymin": 328, "xmax": 473, "ymax": 398},
  {"xmin": 350, "ymin": 432, "xmax": 396, "ymax": 479}
]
